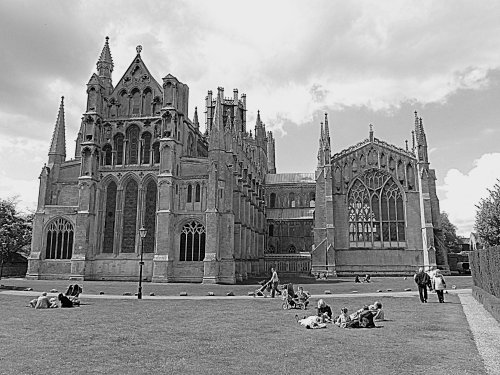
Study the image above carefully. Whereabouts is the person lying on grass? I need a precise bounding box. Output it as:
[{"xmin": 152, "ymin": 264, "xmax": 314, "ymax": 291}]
[
  {"xmin": 317, "ymin": 299, "xmax": 333, "ymax": 323},
  {"xmin": 369, "ymin": 301, "xmax": 385, "ymax": 321},
  {"xmin": 296, "ymin": 314, "xmax": 327, "ymax": 329}
]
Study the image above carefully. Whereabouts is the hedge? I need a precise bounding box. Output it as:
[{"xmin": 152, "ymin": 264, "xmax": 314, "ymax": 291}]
[{"xmin": 470, "ymin": 246, "xmax": 500, "ymax": 299}]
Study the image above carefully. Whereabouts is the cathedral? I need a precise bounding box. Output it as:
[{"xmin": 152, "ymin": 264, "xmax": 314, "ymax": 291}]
[{"xmin": 28, "ymin": 38, "xmax": 448, "ymax": 284}]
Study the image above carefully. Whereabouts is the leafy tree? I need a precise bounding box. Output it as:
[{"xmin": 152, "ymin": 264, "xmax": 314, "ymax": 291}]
[
  {"xmin": 440, "ymin": 211, "xmax": 460, "ymax": 252},
  {"xmin": 0, "ymin": 197, "xmax": 32, "ymax": 279},
  {"xmin": 475, "ymin": 180, "xmax": 500, "ymax": 247}
]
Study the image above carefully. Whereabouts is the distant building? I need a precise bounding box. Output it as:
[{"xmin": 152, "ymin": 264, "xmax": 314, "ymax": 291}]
[{"xmin": 28, "ymin": 38, "xmax": 448, "ymax": 283}]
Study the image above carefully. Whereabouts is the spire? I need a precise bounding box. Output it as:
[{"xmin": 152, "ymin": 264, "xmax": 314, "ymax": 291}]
[
  {"xmin": 256, "ymin": 110, "xmax": 262, "ymax": 126},
  {"xmin": 317, "ymin": 121, "xmax": 325, "ymax": 168},
  {"xmin": 369, "ymin": 123, "xmax": 374, "ymax": 142},
  {"xmin": 419, "ymin": 117, "xmax": 427, "ymax": 146},
  {"xmin": 323, "ymin": 113, "xmax": 331, "ymax": 165},
  {"xmin": 324, "ymin": 113, "xmax": 330, "ymax": 141},
  {"xmin": 97, "ymin": 36, "xmax": 114, "ymax": 78},
  {"xmin": 193, "ymin": 107, "xmax": 199, "ymax": 128},
  {"xmin": 48, "ymin": 96, "xmax": 66, "ymax": 164},
  {"xmin": 208, "ymin": 87, "xmax": 224, "ymax": 150}
]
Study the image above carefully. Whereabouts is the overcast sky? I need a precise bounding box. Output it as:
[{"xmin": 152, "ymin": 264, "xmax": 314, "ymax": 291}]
[{"xmin": 1, "ymin": 0, "xmax": 499, "ymax": 236}]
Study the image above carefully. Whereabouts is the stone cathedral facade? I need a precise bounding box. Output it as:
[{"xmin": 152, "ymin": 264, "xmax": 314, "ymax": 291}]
[{"xmin": 28, "ymin": 38, "xmax": 448, "ymax": 283}]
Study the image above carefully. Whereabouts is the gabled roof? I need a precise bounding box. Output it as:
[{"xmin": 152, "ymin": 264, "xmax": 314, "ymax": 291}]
[
  {"xmin": 332, "ymin": 136, "xmax": 415, "ymax": 162},
  {"xmin": 111, "ymin": 47, "xmax": 162, "ymax": 96}
]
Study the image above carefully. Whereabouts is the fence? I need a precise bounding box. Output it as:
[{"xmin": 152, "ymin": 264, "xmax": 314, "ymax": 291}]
[
  {"xmin": 264, "ymin": 253, "xmax": 311, "ymax": 275},
  {"xmin": 470, "ymin": 246, "xmax": 500, "ymax": 299}
]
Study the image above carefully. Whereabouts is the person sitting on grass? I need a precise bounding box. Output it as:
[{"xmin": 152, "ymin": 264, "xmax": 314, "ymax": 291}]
[
  {"xmin": 369, "ymin": 301, "xmax": 385, "ymax": 321},
  {"xmin": 31, "ymin": 292, "xmax": 51, "ymax": 309},
  {"xmin": 296, "ymin": 286, "xmax": 310, "ymax": 309},
  {"xmin": 363, "ymin": 274, "xmax": 371, "ymax": 283},
  {"xmin": 317, "ymin": 299, "xmax": 333, "ymax": 323},
  {"xmin": 296, "ymin": 314, "xmax": 327, "ymax": 329},
  {"xmin": 354, "ymin": 275, "xmax": 361, "ymax": 283},
  {"xmin": 58, "ymin": 293, "xmax": 74, "ymax": 308},
  {"xmin": 334, "ymin": 307, "xmax": 351, "ymax": 328}
]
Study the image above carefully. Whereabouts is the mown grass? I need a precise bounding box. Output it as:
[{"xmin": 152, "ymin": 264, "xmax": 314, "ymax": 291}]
[
  {"xmin": 0, "ymin": 276, "xmax": 473, "ymax": 297},
  {"xmin": 0, "ymin": 289, "xmax": 485, "ymax": 375}
]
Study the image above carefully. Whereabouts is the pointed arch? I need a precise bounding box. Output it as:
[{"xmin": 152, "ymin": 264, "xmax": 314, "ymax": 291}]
[
  {"xmin": 141, "ymin": 132, "xmax": 152, "ymax": 164},
  {"xmin": 152, "ymin": 141, "xmax": 160, "ymax": 164},
  {"xmin": 121, "ymin": 178, "xmax": 139, "ymax": 253},
  {"xmin": 103, "ymin": 180, "xmax": 117, "ymax": 253},
  {"xmin": 118, "ymin": 90, "xmax": 129, "ymax": 117},
  {"xmin": 143, "ymin": 88, "xmax": 153, "ymax": 116},
  {"xmin": 289, "ymin": 192, "xmax": 295, "ymax": 208},
  {"xmin": 195, "ymin": 183, "xmax": 201, "ymax": 202},
  {"xmin": 179, "ymin": 220, "xmax": 206, "ymax": 261},
  {"xmin": 114, "ymin": 133, "xmax": 124, "ymax": 165},
  {"xmin": 187, "ymin": 184, "xmax": 193, "ymax": 203},
  {"xmin": 348, "ymin": 170, "xmax": 406, "ymax": 248},
  {"xmin": 127, "ymin": 125, "xmax": 140, "ymax": 165},
  {"xmin": 131, "ymin": 88, "xmax": 141, "ymax": 115},
  {"xmin": 143, "ymin": 179, "xmax": 157, "ymax": 253}
]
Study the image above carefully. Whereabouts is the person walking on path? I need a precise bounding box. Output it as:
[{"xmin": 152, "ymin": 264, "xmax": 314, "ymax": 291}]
[
  {"xmin": 433, "ymin": 269, "xmax": 447, "ymax": 303},
  {"xmin": 414, "ymin": 267, "xmax": 431, "ymax": 303},
  {"xmin": 269, "ymin": 267, "xmax": 280, "ymax": 298}
]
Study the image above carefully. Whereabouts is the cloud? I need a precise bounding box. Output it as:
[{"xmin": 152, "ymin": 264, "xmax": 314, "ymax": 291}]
[{"xmin": 438, "ymin": 153, "xmax": 500, "ymax": 235}]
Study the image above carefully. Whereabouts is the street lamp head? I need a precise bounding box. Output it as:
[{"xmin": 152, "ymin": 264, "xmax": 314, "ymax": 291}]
[{"xmin": 139, "ymin": 226, "xmax": 147, "ymax": 239}]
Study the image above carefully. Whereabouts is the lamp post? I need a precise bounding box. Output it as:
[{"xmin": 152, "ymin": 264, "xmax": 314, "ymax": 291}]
[{"xmin": 137, "ymin": 226, "xmax": 147, "ymax": 299}]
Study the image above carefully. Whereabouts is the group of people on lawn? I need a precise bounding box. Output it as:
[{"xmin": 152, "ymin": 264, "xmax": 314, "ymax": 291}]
[
  {"xmin": 414, "ymin": 267, "xmax": 447, "ymax": 303},
  {"xmin": 296, "ymin": 298, "xmax": 385, "ymax": 329},
  {"xmin": 263, "ymin": 268, "xmax": 385, "ymax": 329},
  {"xmin": 29, "ymin": 284, "xmax": 82, "ymax": 309}
]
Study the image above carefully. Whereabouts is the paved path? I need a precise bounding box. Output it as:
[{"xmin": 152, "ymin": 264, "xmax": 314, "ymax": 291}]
[
  {"xmin": 0, "ymin": 287, "xmax": 472, "ymax": 300},
  {"xmin": 458, "ymin": 291, "xmax": 500, "ymax": 375}
]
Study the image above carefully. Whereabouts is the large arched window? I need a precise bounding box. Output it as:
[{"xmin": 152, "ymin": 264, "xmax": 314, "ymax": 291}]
[
  {"xmin": 114, "ymin": 134, "xmax": 124, "ymax": 165},
  {"xmin": 103, "ymin": 181, "xmax": 117, "ymax": 253},
  {"xmin": 45, "ymin": 218, "xmax": 74, "ymax": 259},
  {"xmin": 141, "ymin": 132, "xmax": 152, "ymax": 164},
  {"xmin": 127, "ymin": 125, "xmax": 140, "ymax": 165},
  {"xmin": 121, "ymin": 179, "xmax": 138, "ymax": 253},
  {"xmin": 143, "ymin": 180, "xmax": 157, "ymax": 253},
  {"xmin": 348, "ymin": 170, "xmax": 405, "ymax": 248},
  {"xmin": 103, "ymin": 144, "xmax": 112, "ymax": 166},
  {"xmin": 179, "ymin": 221, "xmax": 206, "ymax": 261}
]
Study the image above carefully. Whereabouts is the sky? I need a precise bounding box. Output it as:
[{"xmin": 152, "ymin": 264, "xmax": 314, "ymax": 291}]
[{"xmin": 1, "ymin": 0, "xmax": 499, "ymax": 236}]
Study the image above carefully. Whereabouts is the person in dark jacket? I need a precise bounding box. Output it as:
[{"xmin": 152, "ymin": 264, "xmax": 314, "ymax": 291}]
[
  {"xmin": 317, "ymin": 299, "xmax": 333, "ymax": 322},
  {"xmin": 58, "ymin": 293, "xmax": 74, "ymax": 308},
  {"xmin": 414, "ymin": 267, "xmax": 431, "ymax": 303}
]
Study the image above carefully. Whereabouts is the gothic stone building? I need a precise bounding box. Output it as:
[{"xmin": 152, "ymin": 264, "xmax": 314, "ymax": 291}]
[{"xmin": 28, "ymin": 38, "xmax": 448, "ymax": 283}]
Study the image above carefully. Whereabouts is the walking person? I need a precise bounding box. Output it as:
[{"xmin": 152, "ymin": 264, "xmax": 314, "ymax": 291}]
[
  {"xmin": 414, "ymin": 267, "xmax": 431, "ymax": 303},
  {"xmin": 433, "ymin": 269, "xmax": 447, "ymax": 303},
  {"xmin": 269, "ymin": 267, "xmax": 280, "ymax": 298}
]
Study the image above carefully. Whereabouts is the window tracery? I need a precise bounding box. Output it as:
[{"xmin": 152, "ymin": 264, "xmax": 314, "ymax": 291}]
[
  {"xmin": 45, "ymin": 218, "xmax": 74, "ymax": 259},
  {"xmin": 179, "ymin": 221, "xmax": 206, "ymax": 261}
]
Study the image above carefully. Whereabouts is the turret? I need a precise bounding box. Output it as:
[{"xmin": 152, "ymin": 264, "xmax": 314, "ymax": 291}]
[
  {"xmin": 96, "ymin": 36, "xmax": 114, "ymax": 94},
  {"xmin": 48, "ymin": 96, "xmax": 66, "ymax": 165},
  {"xmin": 414, "ymin": 111, "xmax": 429, "ymax": 164},
  {"xmin": 255, "ymin": 110, "xmax": 266, "ymax": 147}
]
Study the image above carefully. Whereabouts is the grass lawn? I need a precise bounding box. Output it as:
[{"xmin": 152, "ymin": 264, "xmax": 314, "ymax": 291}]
[
  {"xmin": 0, "ymin": 290, "xmax": 486, "ymax": 375},
  {"xmin": 0, "ymin": 276, "xmax": 473, "ymax": 297}
]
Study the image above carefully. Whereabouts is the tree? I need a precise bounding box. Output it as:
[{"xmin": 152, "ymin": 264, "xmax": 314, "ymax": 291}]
[
  {"xmin": 440, "ymin": 212, "xmax": 460, "ymax": 252},
  {"xmin": 0, "ymin": 197, "xmax": 32, "ymax": 279},
  {"xmin": 475, "ymin": 180, "xmax": 500, "ymax": 247}
]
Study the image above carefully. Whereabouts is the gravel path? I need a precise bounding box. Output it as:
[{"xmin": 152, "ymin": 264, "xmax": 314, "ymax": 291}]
[{"xmin": 458, "ymin": 290, "xmax": 500, "ymax": 375}]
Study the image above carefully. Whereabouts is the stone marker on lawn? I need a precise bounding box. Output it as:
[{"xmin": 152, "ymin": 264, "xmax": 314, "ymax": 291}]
[{"xmin": 180, "ymin": 292, "xmax": 188, "ymax": 296}]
